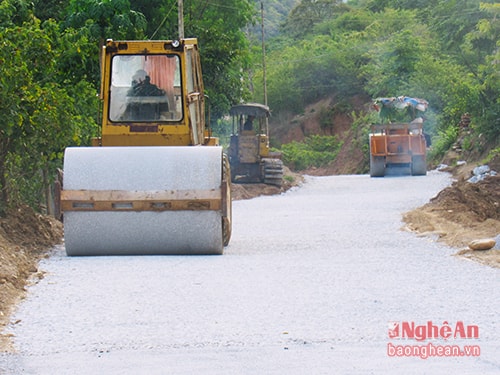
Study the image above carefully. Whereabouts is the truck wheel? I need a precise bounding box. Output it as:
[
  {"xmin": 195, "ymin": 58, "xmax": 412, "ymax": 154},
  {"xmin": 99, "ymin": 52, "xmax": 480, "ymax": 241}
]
[
  {"xmin": 370, "ymin": 156, "xmax": 386, "ymax": 177},
  {"xmin": 411, "ymin": 156, "xmax": 427, "ymax": 176}
]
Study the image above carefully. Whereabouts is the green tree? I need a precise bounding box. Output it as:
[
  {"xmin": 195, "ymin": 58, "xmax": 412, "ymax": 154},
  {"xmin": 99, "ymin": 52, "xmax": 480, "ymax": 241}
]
[
  {"xmin": 0, "ymin": 0, "xmax": 32, "ymax": 26},
  {"xmin": 460, "ymin": 3, "xmax": 500, "ymax": 139},
  {"xmin": 282, "ymin": 0, "xmax": 349, "ymax": 39},
  {"xmin": 0, "ymin": 18, "xmax": 98, "ymax": 212},
  {"xmin": 64, "ymin": 0, "xmax": 147, "ymax": 46},
  {"xmin": 428, "ymin": 0, "xmax": 493, "ymax": 55},
  {"xmin": 252, "ymin": 0, "xmax": 300, "ymax": 39},
  {"xmin": 258, "ymin": 7, "xmax": 374, "ymax": 113},
  {"xmin": 33, "ymin": 0, "xmax": 68, "ymax": 22},
  {"xmin": 184, "ymin": 0, "xmax": 256, "ymax": 119}
]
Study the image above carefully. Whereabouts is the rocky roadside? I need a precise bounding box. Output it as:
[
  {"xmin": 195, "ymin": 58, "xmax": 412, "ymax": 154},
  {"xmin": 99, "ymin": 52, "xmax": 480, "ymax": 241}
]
[{"xmin": 403, "ymin": 157, "xmax": 500, "ymax": 268}]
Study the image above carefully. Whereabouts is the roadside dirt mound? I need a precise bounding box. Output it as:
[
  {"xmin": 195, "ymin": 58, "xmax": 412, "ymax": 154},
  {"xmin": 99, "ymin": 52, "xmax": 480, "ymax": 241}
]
[
  {"xmin": 231, "ymin": 166, "xmax": 303, "ymax": 200},
  {"xmin": 0, "ymin": 205, "xmax": 63, "ymax": 351},
  {"xmin": 430, "ymin": 175, "xmax": 499, "ymax": 222},
  {"xmin": 403, "ymin": 174, "xmax": 500, "ymax": 268}
]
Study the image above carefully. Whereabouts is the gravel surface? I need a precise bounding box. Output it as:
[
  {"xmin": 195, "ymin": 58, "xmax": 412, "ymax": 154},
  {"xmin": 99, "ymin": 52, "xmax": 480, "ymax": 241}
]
[{"xmin": 2, "ymin": 171, "xmax": 499, "ymax": 374}]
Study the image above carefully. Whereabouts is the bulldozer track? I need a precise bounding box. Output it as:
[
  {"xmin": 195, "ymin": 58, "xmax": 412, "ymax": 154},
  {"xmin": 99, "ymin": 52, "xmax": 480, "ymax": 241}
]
[{"xmin": 262, "ymin": 158, "xmax": 284, "ymax": 186}]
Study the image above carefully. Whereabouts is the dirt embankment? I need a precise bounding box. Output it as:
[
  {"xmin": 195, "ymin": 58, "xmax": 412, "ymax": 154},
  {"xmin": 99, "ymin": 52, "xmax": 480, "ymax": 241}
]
[
  {"xmin": 403, "ymin": 157, "xmax": 500, "ymax": 268},
  {"xmin": 269, "ymin": 95, "xmax": 370, "ymax": 176},
  {"xmin": 0, "ymin": 206, "xmax": 63, "ymax": 351}
]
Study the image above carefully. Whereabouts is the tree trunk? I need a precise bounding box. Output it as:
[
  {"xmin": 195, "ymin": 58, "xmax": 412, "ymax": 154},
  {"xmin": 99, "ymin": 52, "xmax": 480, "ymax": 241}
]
[
  {"xmin": 42, "ymin": 167, "xmax": 54, "ymax": 216},
  {"xmin": 0, "ymin": 153, "xmax": 8, "ymax": 214}
]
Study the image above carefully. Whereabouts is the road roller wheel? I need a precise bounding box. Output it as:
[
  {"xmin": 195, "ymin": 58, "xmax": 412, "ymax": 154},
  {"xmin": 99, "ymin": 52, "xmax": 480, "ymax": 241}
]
[
  {"xmin": 61, "ymin": 146, "xmax": 227, "ymax": 255},
  {"xmin": 222, "ymin": 153, "xmax": 232, "ymax": 246}
]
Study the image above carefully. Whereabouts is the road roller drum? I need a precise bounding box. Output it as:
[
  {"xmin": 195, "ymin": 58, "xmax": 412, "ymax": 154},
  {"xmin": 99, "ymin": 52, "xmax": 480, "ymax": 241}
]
[{"xmin": 61, "ymin": 147, "xmax": 228, "ymax": 255}]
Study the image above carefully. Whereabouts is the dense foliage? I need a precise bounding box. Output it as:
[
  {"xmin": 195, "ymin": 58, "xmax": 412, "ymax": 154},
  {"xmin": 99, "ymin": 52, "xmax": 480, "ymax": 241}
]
[
  {"xmin": 0, "ymin": 0, "xmax": 498, "ymax": 211},
  {"xmin": 0, "ymin": 7, "xmax": 99, "ymax": 213},
  {"xmin": 252, "ymin": 0, "xmax": 499, "ymax": 164}
]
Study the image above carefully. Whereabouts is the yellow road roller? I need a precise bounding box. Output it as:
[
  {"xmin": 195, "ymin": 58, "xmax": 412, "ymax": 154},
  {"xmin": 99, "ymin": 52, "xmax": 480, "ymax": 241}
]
[{"xmin": 60, "ymin": 39, "xmax": 231, "ymax": 255}]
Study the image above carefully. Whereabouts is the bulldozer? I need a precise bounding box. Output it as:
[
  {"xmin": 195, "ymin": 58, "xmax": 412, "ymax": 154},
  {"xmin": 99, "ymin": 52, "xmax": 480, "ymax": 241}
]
[
  {"xmin": 369, "ymin": 96, "xmax": 428, "ymax": 177},
  {"xmin": 59, "ymin": 39, "xmax": 231, "ymax": 255},
  {"xmin": 228, "ymin": 103, "xmax": 283, "ymax": 186}
]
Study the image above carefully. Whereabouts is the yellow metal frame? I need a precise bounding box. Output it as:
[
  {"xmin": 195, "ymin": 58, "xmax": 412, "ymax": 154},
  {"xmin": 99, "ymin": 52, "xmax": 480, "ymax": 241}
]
[
  {"xmin": 98, "ymin": 39, "xmax": 208, "ymax": 147},
  {"xmin": 61, "ymin": 189, "xmax": 221, "ymax": 212}
]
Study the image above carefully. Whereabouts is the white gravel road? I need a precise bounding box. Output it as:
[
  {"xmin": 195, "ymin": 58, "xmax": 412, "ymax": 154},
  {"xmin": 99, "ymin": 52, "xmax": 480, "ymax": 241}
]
[{"xmin": 2, "ymin": 171, "xmax": 499, "ymax": 374}]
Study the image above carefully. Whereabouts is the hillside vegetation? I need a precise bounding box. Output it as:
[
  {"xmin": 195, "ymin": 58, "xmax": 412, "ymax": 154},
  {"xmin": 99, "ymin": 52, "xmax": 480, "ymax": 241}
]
[
  {"xmin": 0, "ymin": 0, "xmax": 498, "ymax": 213},
  {"xmin": 247, "ymin": 0, "xmax": 499, "ymax": 173}
]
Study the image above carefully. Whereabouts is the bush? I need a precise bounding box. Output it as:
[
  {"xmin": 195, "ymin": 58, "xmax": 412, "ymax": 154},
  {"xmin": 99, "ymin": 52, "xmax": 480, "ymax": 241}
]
[
  {"xmin": 428, "ymin": 125, "xmax": 459, "ymax": 162},
  {"xmin": 281, "ymin": 135, "xmax": 342, "ymax": 171}
]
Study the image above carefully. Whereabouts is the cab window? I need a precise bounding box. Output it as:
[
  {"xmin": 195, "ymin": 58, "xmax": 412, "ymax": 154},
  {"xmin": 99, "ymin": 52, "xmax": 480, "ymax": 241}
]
[{"xmin": 109, "ymin": 54, "xmax": 182, "ymax": 122}]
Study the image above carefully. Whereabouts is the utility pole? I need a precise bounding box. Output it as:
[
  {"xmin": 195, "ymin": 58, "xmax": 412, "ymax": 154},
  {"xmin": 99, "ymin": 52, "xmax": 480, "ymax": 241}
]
[
  {"xmin": 261, "ymin": 2, "xmax": 270, "ymax": 137},
  {"xmin": 261, "ymin": 2, "xmax": 267, "ymax": 107},
  {"xmin": 178, "ymin": 0, "xmax": 184, "ymax": 39}
]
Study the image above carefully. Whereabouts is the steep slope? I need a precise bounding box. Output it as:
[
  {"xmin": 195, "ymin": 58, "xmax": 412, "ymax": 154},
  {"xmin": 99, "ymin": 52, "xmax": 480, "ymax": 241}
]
[{"xmin": 268, "ymin": 95, "xmax": 371, "ymax": 175}]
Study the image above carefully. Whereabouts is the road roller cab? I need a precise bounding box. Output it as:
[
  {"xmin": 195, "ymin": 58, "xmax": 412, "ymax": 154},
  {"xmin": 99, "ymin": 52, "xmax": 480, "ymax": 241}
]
[
  {"xmin": 96, "ymin": 38, "xmax": 214, "ymax": 147},
  {"xmin": 59, "ymin": 39, "xmax": 231, "ymax": 255}
]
